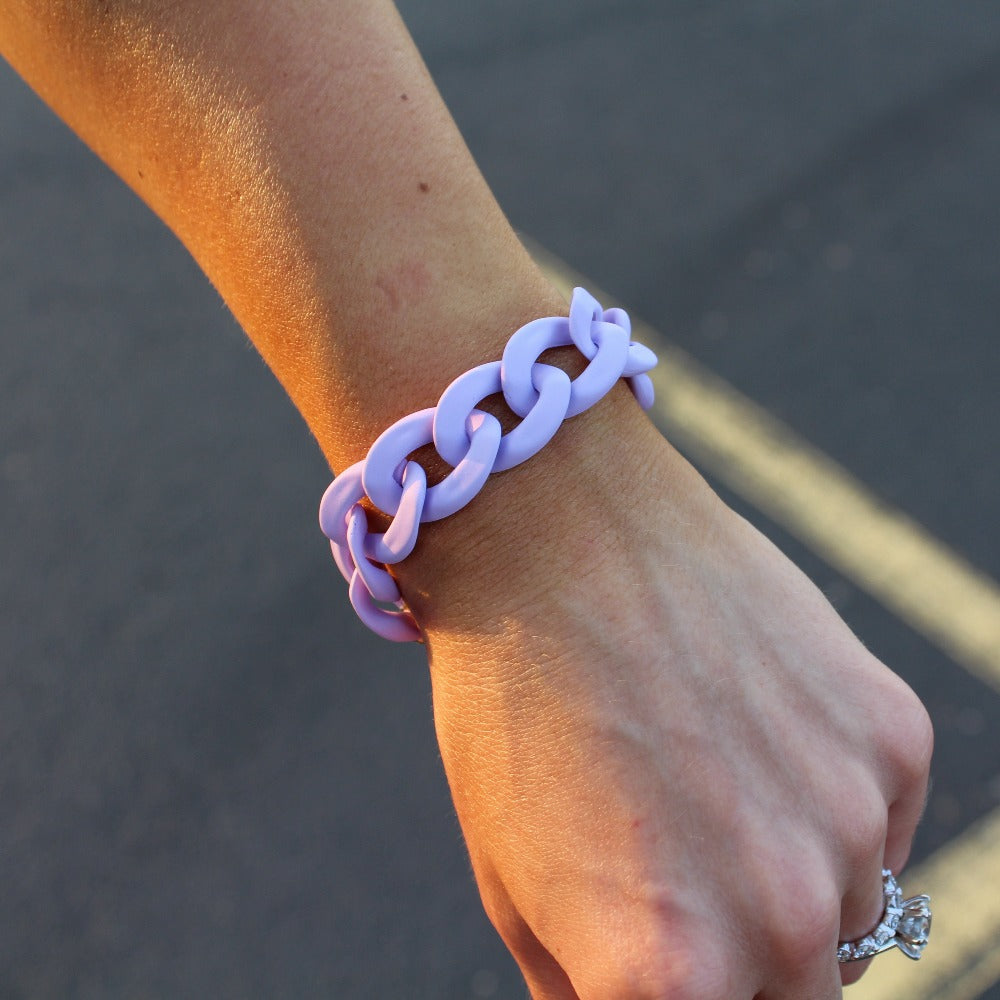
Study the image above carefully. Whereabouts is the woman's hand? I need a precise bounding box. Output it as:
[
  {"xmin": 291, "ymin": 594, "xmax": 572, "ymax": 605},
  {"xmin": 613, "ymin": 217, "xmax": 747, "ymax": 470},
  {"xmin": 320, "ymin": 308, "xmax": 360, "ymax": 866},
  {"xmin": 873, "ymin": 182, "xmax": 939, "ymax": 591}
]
[{"xmin": 409, "ymin": 406, "xmax": 933, "ymax": 999}]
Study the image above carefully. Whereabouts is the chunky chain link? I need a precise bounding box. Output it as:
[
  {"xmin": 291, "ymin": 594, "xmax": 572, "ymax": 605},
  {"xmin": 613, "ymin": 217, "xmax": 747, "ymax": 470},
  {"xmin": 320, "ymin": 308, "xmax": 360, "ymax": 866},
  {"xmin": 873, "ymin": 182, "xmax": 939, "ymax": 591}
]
[{"xmin": 318, "ymin": 287, "xmax": 658, "ymax": 642}]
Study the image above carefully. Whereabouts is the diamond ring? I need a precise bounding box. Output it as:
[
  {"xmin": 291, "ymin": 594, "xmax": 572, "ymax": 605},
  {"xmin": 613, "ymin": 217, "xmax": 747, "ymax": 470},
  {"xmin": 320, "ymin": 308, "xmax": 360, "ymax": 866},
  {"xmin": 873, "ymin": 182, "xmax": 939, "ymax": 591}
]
[{"xmin": 837, "ymin": 869, "xmax": 931, "ymax": 963}]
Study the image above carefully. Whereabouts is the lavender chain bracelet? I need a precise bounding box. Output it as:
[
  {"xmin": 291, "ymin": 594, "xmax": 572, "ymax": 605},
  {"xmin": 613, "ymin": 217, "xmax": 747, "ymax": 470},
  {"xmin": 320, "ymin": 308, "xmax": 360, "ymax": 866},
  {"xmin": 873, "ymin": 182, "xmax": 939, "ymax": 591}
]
[{"xmin": 318, "ymin": 287, "xmax": 658, "ymax": 642}]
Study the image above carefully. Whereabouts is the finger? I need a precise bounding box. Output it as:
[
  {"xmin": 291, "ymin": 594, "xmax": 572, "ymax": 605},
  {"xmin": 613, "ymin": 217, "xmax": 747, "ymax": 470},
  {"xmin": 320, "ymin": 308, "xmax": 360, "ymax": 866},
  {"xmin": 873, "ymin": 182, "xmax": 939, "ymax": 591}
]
[
  {"xmin": 880, "ymin": 686, "xmax": 935, "ymax": 871},
  {"xmin": 760, "ymin": 955, "xmax": 843, "ymax": 1000},
  {"xmin": 839, "ymin": 781, "xmax": 930, "ymax": 989},
  {"xmin": 840, "ymin": 955, "xmax": 872, "ymax": 987},
  {"xmin": 838, "ymin": 784, "xmax": 930, "ymax": 990},
  {"xmin": 839, "ymin": 689, "xmax": 932, "ymax": 987},
  {"xmin": 838, "ymin": 891, "xmax": 884, "ymax": 988},
  {"xmin": 836, "ymin": 800, "xmax": 889, "ymax": 988},
  {"xmin": 755, "ymin": 864, "xmax": 844, "ymax": 1000},
  {"xmin": 839, "ymin": 866, "xmax": 883, "ymax": 988},
  {"xmin": 884, "ymin": 773, "xmax": 932, "ymax": 874},
  {"xmin": 758, "ymin": 923, "xmax": 844, "ymax": 1000}
]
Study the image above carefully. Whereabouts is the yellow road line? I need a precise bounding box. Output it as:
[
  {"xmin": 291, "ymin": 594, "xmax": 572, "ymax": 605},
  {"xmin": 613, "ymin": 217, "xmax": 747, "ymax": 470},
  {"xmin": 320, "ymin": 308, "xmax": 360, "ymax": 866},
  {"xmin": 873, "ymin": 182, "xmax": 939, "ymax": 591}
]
[
  {"xmin": 532, "ymin": 243, "xmax": 1000, "ymax": 694},
  {"xmin": 852, "ymin": 804, "xmax": 1000, "ymax": 1000},
  {"xmin": 937, "ymin": 946, "xmax": 1000, "ymax": 1000}
]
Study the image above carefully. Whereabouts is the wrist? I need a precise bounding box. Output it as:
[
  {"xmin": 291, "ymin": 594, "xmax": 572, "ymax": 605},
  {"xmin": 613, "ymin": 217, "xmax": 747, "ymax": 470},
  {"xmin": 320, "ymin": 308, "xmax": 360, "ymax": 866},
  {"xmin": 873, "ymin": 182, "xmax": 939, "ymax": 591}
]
[
  {"xmin": 392, "ymin": 382, "xmax": 709, "ymax": 650},
  {"xmin": 320, "ymin": 280, "xmax": 702, "ymax": 649},
  {"xmin": 312, "ymin": 240, "xmax": 570, "ymax": 474}
]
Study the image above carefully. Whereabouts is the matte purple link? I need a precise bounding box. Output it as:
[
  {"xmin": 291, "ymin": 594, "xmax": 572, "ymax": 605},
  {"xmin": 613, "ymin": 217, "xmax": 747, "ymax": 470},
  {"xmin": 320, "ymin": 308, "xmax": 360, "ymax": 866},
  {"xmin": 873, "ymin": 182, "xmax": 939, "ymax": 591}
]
[
  {"xmin": 365, "ymin": 460, "xmax": 426, "ymax": 564},
  {"xmin": 492, "ymin": 364, "xmax": 571, "ymax": 472},
  {"xmin": 568, "ymin": 286, "xmax": 604, "ymax": 355},
  {"xmin": 500, "ymin": 310, "xmax": 651, "ymax": 417},
  {"xmin": 562, "ymin": 321, "xmax": 629, "ymax": 417},
  {"xmin": 630, "ymin": 372, "xmax": 656, "ymax": 411},
  {"xmin": 433, "ymin": 360, "xmax": 572, "ymax": 473},
  {"xmin": 348, "ymin": 571, "xmax": 421, "ymax": 643},
  {"xmin": 432, "ymin": 362, "xmax": 503, "ymax": 465},
  {"xmin": 319, "ymin": 458, "xmax": 426, "ymax": 572},
  {"xmin": 318, "ymin": 287, "xmax": 658, "ymax": 643},
  {"xmin": 365, "ymin": 408, "xmax": 503, "ymax": 523},
  {"xmin": 363, "ymin": 409, "xmax": 437, "ymax": 516},
  {"xmin": 330, "ymin": 538, "xmax": 355, "ymax": 583},
  {"xmin": 603, "ymin": 305, "xmax": 631, "ymax": 336},
  {"xmin": 622, "ymin": 342, "xmax": 657, "ymax": 376},
  {"xmin": 347, "ymin": 508, "xmax": 401, "ymax": 604},
  {"xmin": 422, "ymin": 411, "xmax": 502, "ymax": 521},
  {"xmin": 499, "ymin": 316, "xmax": 572, "ymax": 415},
  {"xmin": 319, "ymin": 463, "xmax": 366, "ymax": 545}
]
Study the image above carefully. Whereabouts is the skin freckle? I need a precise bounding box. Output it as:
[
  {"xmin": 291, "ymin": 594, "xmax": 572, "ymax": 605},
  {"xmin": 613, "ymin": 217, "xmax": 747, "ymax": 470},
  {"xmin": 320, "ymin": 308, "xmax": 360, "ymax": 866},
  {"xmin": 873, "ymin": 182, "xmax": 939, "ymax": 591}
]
[{"xmin": 419, "ymin": 181, "xmax": 429, "ymax": 193}]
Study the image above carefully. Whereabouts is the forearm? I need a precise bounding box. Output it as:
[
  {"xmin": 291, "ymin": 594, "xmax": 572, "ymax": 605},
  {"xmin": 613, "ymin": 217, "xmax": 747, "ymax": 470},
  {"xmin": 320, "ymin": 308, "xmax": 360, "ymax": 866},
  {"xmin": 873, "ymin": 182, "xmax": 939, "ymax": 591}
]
[
  {"xmin": 1, "ymin": 0, "xmax": 680, "ymax": 643},
  {"xmin": 0, "ymin": 0, "xmax": 566, "ymax": 465}
]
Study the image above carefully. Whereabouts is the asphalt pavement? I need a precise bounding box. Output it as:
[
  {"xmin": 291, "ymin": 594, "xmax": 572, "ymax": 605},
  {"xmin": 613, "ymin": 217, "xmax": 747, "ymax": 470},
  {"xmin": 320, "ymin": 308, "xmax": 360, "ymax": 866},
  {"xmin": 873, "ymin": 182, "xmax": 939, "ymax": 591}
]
[{"xmin": 1, "ymin": 3, "xmax": 998, "ymax": 997}]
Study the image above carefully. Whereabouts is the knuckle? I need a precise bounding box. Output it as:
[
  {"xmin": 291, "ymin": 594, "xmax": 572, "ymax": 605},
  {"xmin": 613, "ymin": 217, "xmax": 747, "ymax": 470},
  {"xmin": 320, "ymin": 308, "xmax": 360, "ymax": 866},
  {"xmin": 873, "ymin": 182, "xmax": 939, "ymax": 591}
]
[
  {"xmin": 843, "ymin": 797, "xmax": 889, "ymax": 866},
  {"xmin": 767, "ymin": 877, "xmax": 841, "ymax": 973},
  {"xmin": 888, "ymin": 693, "xmax": 935, "ymax": 786}
]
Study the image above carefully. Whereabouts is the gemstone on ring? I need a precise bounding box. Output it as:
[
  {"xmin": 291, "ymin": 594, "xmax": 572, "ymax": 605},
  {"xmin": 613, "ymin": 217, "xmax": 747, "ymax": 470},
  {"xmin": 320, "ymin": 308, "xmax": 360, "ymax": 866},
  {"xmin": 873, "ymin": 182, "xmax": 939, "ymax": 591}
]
[
  {"xmin": 895, "ymin": 894, "xmax": 932, "ymax": 959},
  {"xmin": 837, "ymin": 869, "xmax": 932, "ymax": 963}
]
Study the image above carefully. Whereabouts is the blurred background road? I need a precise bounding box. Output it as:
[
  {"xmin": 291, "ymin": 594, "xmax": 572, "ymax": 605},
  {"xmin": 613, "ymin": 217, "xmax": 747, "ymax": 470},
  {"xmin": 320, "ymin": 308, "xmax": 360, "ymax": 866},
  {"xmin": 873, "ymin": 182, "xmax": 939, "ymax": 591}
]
[{"xmin": 1, "ymin": 2, "xmax": 998, "ymax": 997}]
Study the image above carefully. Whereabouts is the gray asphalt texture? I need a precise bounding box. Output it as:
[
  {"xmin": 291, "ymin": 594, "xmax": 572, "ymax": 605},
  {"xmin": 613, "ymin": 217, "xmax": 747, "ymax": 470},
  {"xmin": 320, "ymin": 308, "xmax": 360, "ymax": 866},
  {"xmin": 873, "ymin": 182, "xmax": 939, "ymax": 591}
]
[{"xmin": 2, "ymin": 3, "xmax": 999, "ymax": 998}]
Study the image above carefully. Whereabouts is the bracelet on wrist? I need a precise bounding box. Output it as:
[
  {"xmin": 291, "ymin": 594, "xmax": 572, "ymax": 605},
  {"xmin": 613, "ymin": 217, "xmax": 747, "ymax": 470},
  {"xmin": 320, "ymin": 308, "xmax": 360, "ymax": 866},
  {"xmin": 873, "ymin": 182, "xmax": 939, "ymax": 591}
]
[{"xmin": 318, "ymin": 287, "xmax": 658, "ymax": 642}]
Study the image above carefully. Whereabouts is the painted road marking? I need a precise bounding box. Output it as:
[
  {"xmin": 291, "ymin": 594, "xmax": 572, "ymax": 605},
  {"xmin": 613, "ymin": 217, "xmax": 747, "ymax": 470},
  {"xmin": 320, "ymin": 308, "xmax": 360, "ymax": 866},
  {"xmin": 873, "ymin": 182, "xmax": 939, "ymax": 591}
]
[{"xmin": 528, "ymin": 241, "xmax": 1000, "ymax": 998}]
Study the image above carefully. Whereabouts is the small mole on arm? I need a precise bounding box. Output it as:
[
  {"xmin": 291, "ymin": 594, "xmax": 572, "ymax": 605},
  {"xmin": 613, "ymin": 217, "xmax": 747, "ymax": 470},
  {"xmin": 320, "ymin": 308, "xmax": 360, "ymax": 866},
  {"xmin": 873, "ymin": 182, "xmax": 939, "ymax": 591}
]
[
  {"xmin": 419, "ymin": 181, "xmax": 430, "ymax": 193},
  {"xmin": 400, "ymin": 93, "xmax": 408, "ymax": 101}
]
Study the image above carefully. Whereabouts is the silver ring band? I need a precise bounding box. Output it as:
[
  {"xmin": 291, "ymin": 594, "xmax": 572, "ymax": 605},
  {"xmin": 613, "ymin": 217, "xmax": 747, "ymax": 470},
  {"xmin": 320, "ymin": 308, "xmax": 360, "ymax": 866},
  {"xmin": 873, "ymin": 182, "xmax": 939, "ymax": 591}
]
[{"xmin": 837, "ymin": 869, "xmax": 931, "ymax": 963}]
